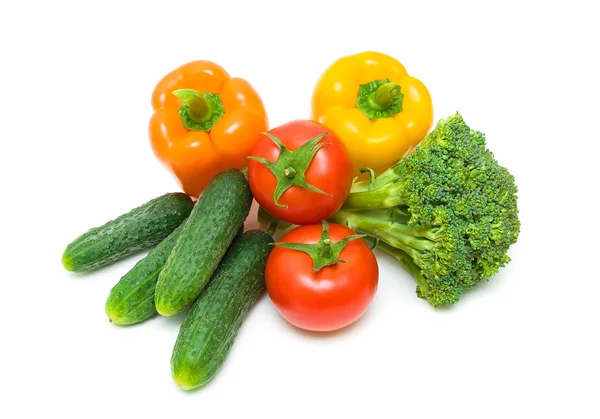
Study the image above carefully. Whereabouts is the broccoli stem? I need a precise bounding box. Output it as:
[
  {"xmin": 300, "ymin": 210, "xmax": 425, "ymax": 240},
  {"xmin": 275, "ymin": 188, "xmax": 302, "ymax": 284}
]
[
  {"xmin": 363, "ymin": 236, "xmax": 430, "ymax": 297},
  {"xmin": 343, "ymin": 185, "xmax": 405, "ymax": 209},
  {"xmin": 361, "ymin": 207, "xmax": 412, "ymax": 225},
  {"xmin": 329, "ymin": 209, "xmax": 436, "ymax": 261},
  {"xmin": 350, "ymin": 165, "xmax": 401, "ymax": 193},
  {"xmin": 344, "ymin": 164, "xmax": 409, "ymax": 209}
]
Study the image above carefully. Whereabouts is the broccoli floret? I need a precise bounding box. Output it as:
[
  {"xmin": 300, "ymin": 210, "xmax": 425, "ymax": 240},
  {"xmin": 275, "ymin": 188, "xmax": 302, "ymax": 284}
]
[{"xmin": 330, "ymin": 113, "xmax": 520, "ymax": 307}]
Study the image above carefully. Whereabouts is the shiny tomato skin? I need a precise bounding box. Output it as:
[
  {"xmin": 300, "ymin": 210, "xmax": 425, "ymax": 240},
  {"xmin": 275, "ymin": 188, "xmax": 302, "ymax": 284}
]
[
  {"xmin": 247, "ymin": 120, "xmax": 353, "ymax": 225},
  {"xmin": 265, "ymin": 223, "xmax": 379, "ymax": 332}
]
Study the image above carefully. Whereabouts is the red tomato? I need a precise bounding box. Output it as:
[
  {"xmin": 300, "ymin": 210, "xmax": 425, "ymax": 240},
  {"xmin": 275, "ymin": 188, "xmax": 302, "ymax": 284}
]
[
  {"xmin": 265, "ymin": 222, "xmax": 379, "ymax": 332},
  {"xmin": 247, "ymin": 120, "xmax": 353, "ymax": 225}
]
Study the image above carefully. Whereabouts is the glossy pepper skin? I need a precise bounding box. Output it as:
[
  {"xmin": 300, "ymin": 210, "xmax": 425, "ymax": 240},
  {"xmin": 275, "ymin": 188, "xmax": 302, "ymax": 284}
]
[
  {"xmin": 149, "ymin": 61, "xmax": 268, "ymax": 198},
  {"xmin": 311, "ymin": 51, "xmax": 433, "ymax": 175}
]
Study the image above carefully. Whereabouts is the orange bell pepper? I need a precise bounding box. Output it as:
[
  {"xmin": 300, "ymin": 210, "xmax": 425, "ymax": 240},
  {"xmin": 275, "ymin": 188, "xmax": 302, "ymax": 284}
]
[
  {"xmin": 311, "ymin": 51, "xmax": 433, "ymax": 175},
  {"xmin": 149, "ymin": 60, "xmax": 268, "ymax": 198}
]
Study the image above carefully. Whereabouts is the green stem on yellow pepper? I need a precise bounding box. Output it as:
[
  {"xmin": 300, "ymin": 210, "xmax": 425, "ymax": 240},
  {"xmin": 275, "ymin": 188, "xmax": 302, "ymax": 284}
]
[
  {"xmin": 367, "ymin": 82, "xmax": 401, "ymax": 111},
  {"xmin": 356, "ymin": 79, "xmax": 404, "ymax": 120}
]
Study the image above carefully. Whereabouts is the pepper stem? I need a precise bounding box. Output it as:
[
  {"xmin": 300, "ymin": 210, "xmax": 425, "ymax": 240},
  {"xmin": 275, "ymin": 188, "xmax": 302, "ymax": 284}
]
[
  {"xmin": 273, "ymin": 221, "xmax": 365, "ymax": 272},
  {"xmin": 367, "ymin": 82, "xmax": 401, "ymax": 111},
  {"xmin": 356, "ymin": 79, "xmax": 404, "ymax": 120},
  {"xmin": 172, "ymin": 89, "xmax": 212, "ymax": 123},
  {"xmin": 172, "ymin": 89, "xmax": 225, "ymax": 132}
]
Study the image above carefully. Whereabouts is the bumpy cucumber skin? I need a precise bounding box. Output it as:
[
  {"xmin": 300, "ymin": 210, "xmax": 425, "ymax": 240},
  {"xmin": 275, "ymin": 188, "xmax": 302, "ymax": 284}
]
[
  {"xmin": 171, "ymin": 230, "xmax": 273, "ymax": 390},
  {"xmin": 105, "ymin": 223, "xmax": 245, "ymax": 325},
  {"xmin": 155, "ymin": 169, "xmax": 252, "ymax": 316},
  {"xmin": 62, "ymin": 193, "xmax": 194, "ymax": 273},
  {"xmin": 105, "ymin": 221, "xmax": 187, "ymax": 325}
]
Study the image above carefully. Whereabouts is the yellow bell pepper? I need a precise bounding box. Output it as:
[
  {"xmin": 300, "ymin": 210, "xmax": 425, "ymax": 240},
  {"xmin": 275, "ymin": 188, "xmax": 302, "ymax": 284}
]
[{"xmin": 311, "ymin": 51, "xmax": 434, "ymax": 175}]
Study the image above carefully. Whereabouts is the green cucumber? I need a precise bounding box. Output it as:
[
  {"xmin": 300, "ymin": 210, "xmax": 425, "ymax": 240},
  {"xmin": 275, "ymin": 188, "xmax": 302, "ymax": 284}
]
[
  {"xmin": 155, "ymin": 169, "xmax": 252, "ymax": 316},
  {"xmin": 105, "ymin": 221, "xmax": 186, "ymax": 325},
  {"xmin": 171, "ymin": 230, "xmax": 273, "ymax": 390},
  {"xmin": 62, "ymin": 193, "xmax": 194, "ymax": 273},
  {"xmin": 105, "ymin": 224, "xmax": 244, "ymax": 326}
]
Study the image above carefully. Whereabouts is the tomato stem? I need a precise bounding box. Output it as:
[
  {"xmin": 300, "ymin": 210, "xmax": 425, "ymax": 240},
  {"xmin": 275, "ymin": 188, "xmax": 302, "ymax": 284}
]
[
  {"xmin": 273, "ymin": 221, "xmax": 365, "ymax": 272},
  {"xmin": 248, "ymin": 132, "xmax": 331, "ymax": 208},
  {"xmin": 321, "ymin": 238, "xmax": 333, "ymax": 259},
  {"xmin": 173, "ymin": 89, "xmax": 212, "ymax": 122}
]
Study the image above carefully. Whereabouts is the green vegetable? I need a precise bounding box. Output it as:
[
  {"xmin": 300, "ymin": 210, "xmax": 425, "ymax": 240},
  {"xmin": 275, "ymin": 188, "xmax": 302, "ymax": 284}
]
[
  {"xmin": 257, "ymin": 206, "xmax": 291, "ymax": 235},
  {"xmin": 330, "ymin": 113, "xmax": 520, "ymax": 307},
  {"xmin": 105, "ymin": 221, "xmax": 187, "ymax": 325},
  {"xmin": 171, "ymin": 230, "xmax": 273, "ymax": 390},
  {"xmin": 155, "ymin": 169, "xmax": 252, "ymax": 316},
  {"xmin": 62, "ymin": 193, "xmax": 194, "ymax": 273}
]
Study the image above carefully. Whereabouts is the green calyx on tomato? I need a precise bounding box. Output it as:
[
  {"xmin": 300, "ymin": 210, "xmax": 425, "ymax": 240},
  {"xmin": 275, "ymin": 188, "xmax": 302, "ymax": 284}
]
[
  {"xmin": 172, "ymin": 89, "xmax": 224, "ymax": 132},
  {"xmin": 265, "ymin": 221, "xmax": 379, "ymax": 332},
  {"xmin": 273, "ymin": 221, "xmax": 365, "ymax": 272},
  {"xmin": 248, "ymin": 132, "xmax": 331, "ymax": 208}
]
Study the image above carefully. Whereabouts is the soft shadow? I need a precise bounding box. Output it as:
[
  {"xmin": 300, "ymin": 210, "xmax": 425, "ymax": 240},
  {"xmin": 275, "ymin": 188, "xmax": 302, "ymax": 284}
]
[
  {"xmin": 458, "ymin": 265, "xmax": 514, "ymax": 303},
  {"xmin": 158, "ymin": 309, "xmax": 190, "ymax": 329},
  {"xmin": 370, "ymin": 247, "xmax": 503, "ymax": 313},
  {"xmin": 62, "ymin": 268, "xmax": 104, "ymax": 280},
  {"xmin": 164, "ymin": 301, "xmax": 260, "ymax": 396},
  {"xmin": 431, "ymin": 302, "xmax": 459, "ymax": 312},
  {"xmin": 105, "ymin": 314, "xmax": 159, "ymax": 329}
]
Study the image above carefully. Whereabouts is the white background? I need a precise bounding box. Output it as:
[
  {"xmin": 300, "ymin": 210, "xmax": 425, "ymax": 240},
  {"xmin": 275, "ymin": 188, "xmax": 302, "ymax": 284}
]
[{"xmin": 1, "ymin": 1, "xmax": 598, "ymax": 418}]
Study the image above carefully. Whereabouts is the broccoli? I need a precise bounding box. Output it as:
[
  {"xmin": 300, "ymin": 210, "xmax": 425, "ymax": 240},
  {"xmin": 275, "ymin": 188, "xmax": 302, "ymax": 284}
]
[{"xmin": 329, "ymin": 113, "xmax": 520, "ymax": 307}]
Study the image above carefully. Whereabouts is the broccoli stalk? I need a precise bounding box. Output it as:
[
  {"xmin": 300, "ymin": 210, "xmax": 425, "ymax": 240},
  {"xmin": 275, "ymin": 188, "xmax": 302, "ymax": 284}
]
[
  {"xmin": 330, "ymin": 113, "xmax": 520, "ymax": 307},
  {"xmin": 359, "ymin": 236, "xmax": 452, "ymax": 305}
]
